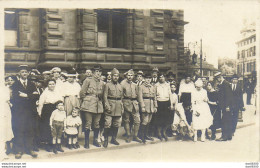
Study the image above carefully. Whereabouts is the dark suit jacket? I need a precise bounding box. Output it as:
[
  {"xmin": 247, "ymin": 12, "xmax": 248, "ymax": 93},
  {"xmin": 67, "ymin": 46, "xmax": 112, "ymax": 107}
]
[
  {"xmin": 231, "ymin": 83, "xmax": 244, "ymax": 110},
  {"xmin": 217, "ymin": 80, "xmax": 234, "ymax": 111}
]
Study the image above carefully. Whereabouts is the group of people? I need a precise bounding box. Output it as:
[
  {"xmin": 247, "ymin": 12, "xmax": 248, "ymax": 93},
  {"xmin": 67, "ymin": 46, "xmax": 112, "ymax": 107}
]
[{"xmin": 3, "ymin": 65, "xmax": 247, "ymax": 159}]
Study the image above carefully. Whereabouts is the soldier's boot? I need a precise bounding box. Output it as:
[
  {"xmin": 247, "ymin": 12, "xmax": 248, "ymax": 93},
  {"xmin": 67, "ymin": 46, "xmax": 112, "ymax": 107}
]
[
  {"xmin": 111, "ymin": 127, "xmax": 120, "ymax": 145},
  {"xmin": 57, "ymin": 144, "xmax": 64, "ymax": 152},
  {"xmin": 52, "ymin": 144, "xmax": 58, "ymax": 154},
  {"xmin": 145, "ymin": 124, "xmax": 154, "ymax": 141},
  {"xmin": 84, "ymin": 129, "xmax": 90, "ymax": 149},
  {"xmin": 93, "ymin": 128, "xmax": 101, "ymax": 147},
  {"xmin": 124, "ymin": 123, "xmax": 131, "ymax": 143},
  {"xmin": 103, "ymin": 128, "xmax": 109, "ymax": 148},
  {"xmin": 140, "ymin": 125, "xmax": 146, "ymax": 144},
  {"xmin": 162, "ymin": 126, "xmax": 169, "ymax": 141},
  {"xmin": 157, "ymin": 127, "xmax": 163, "ymax": 141},
  {"xmin": 133, "ymin": 124, "xmax": 142, "ymax": 143}
]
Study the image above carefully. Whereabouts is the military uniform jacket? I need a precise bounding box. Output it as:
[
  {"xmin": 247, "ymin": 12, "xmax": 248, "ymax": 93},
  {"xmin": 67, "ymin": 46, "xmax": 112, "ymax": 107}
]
[
  {"xmin": 80, "ymin": 75, "xmax": 104, "ymax": 113},
  {"xmin": 103, "ymin": 82, "xmax": 124, "ymax": 116},
  {"xmin": 138, "ymin": 83, "xmax": 158, "ymax": 113},
  {"xmin": 121, "ymin": 80, "xmax": 140, "ymax": 113}
]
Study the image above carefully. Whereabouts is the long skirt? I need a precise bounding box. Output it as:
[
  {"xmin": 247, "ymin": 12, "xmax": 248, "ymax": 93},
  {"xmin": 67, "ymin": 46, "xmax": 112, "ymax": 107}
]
[
  {"xmin": 209, "ymin": 105, "xmax": 221, "ymax": 130},
  {"xmin": 192, "ymin": 102, "xmax": 213, "ymax": 130},
  {"xmin": 40, "ymin": 104, "xmax": 56, "ymax": 143},
  {"xmin": 153, "ymin": 101, "xmax": 171, "ymax": 127},
  {"xmin": 64, "ymin": 96, "xmax": 80, "ymax": 116}
]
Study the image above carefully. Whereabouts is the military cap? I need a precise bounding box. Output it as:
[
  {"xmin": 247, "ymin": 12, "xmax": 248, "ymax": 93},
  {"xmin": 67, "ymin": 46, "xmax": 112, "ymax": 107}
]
[
  {"xmin": 111, "ymin": 68, "xmax": 120, "ymax": 75},
  {"xmin": 137, "ymin": 70, "xmax": 144, "ymax": 76},
  {"xmin": 17, "ymin": 65, "xmax": 30, "ymax": 72},
  {"xmin": 126, "ymin": 69, "xmax": 134, "ymax": 75},
  {"xmin": 92, "ymin": 65, "xmax": 102, "ymax": 71},
  {"xmin": 51, "ymin": 67, "xmax": 61, "ymax": 73},
  {"xmin": 144, "ymin": 72, "xmax": 152, "ymax": 78}
]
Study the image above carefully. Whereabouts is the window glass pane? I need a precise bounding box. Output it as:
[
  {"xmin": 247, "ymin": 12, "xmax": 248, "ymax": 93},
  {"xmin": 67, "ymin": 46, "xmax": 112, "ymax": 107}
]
[
  {"xmin": 98, "ymin": 32, "xmax": 107, "ymax": 47},
  {"xmin": 5, "ymin": 30, "xmax": 17, "ymax": 46},
  {"xmin": 5, "ymin": 11, "xmax": 17, "ymax": 30}
]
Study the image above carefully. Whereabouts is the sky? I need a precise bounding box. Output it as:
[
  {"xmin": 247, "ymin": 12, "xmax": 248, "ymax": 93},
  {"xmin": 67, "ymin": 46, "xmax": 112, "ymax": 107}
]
[{"xmin": 183, "ymin": 1, "xmax": 259, "ymax": 68}]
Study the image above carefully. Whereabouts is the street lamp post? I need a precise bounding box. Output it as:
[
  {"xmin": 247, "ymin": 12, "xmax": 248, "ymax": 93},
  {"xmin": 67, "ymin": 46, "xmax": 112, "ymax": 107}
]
[{"xmin": 200, "ymin": 39, "xmax": 202, "ymax": 76}]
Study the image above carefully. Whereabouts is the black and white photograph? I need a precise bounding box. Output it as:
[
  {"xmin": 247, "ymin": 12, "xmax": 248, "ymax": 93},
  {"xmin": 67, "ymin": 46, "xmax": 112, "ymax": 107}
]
[{"xmin": 0, "ymin": 0, "xmax": 259, "ymax": 167}]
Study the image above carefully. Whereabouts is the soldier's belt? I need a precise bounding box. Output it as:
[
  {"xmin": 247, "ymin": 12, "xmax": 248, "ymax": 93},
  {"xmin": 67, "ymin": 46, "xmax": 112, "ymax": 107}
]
[
  {"xmin": 143, "ymin": 97, "xmax": 154, "ymax": 100},
  {"xmin": 108, "ymin": 97, "xmax": 122, "ymax": 100},
  {"xmin": 123, "ymin": 97, "xmax": 137, "ymax": 101}
]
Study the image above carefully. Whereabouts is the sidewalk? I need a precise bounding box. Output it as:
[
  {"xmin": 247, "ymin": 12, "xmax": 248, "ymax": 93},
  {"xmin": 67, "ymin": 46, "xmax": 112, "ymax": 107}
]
[{"xmin": 3, "ymin": 94, "xmax": 258, "ymax": 161}]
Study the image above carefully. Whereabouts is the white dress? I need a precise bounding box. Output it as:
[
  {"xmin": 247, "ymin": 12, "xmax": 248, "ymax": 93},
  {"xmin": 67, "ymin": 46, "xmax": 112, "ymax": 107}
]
[
  {"xmin": 65, "ymin": 115, "xmax": 82, "ymax": 135},
  {"xmin": 191, "ymin": 89, "xmax": 213, "ymax": 130},
  {"xmin": 3, "ymin": 86, "xmax": 14, "ymax": 142}
]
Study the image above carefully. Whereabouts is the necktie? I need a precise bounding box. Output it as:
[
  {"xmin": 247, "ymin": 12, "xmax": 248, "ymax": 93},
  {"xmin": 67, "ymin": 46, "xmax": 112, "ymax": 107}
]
[{"xmin": 23, "ymin": 81, "xmax": 26, "ymax": 88}]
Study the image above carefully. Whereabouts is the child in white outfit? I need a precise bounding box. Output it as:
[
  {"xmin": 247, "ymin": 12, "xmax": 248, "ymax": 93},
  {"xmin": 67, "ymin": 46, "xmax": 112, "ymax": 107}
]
[{"xmin": 65, "ymin": 107, "xmax": 82, "ymax": 149}]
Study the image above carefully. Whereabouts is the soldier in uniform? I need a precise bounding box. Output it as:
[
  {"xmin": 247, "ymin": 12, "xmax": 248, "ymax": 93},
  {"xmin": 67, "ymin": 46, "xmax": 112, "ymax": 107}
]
[
  {"xmin": 103, "ymin": 68, "xmax": 124, "ymax": 148},
  {"xmin": 80, "ymin": 65, "xmax": 105, "ymax": 148},
  {"xmin": 138, "ymin": 72, "xmax": 157, "ymax": 143},
  {"xmin": 121, "ymin": 69, "xmax": 142, "ymax": 143}
]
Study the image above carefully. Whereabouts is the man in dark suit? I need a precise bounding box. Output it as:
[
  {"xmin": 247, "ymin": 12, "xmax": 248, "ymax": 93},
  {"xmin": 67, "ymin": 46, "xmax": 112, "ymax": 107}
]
[
  {"xmin": 245, "ymin": 78, "xmax": 255, "ymax": 105},
  {"xmin": 10, "ymin": 65, "xmax": 38, "ymax": 159},
  {"xmin": 214, "ymin": 72, "xmax": 234, "ymax": 141},
  {"xmin": 230, "ymin": 74, "xmax": 244, "ymax": 135}
]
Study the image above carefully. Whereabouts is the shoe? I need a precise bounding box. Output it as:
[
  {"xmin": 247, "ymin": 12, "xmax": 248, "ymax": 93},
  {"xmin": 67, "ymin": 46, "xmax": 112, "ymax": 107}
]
[
  {"xmin": 53, "ymin": 144, "xmax": 58, "ymax": 154},
  {"xmin": 126, "ymin": 136, "xmax": 132, "ymax": 143},
  {"xmin": 111, "ymin": 139, "xmax": 120, "ymax": 145},
  {"xmin": 68, "ymin": 144, "xmax": 72, "ymax": 149},
  {"xmin": 103, "ymin": 139, "xmax": 108, "ymax": 148},
  {"xmin": 216, "ymin": 138, "xmax": 228, "ymax": 141},
  {"xmin": 228, "ymin": 137, "xmax": 232, "ymax": 141},
  {"xmin": 145, "ymin": 135, "xmax": 154, "ymax": 141},
  {"xmin": 133, "ymin": 136, "xmax": 142, "ymax": 143},
  {"xmin": 15, "ymin": 152, "xmax": 23, "ymax": 159},
  {"xmin": 72, "ymin": 144, "xmax": 77, "ymax": 149},
  {"xmin": 28, "ymin": 151, "xmax": 38, "ymax": 158},
  {"xmin": 57, "ymin": 144, "xmax": 64, "ymax": 152},
  {"xmin": 157, "ymin": 135, "xmax": 163, "ymax": 141},
  {"xmin": 93, "ymin": 139, "xmax": 101, "ymax": 147},
  {"xmin": 76, "ymin": 143, "xmax": 80, "ymax": 149},
  {"xmin": 210, "ymin": 135, "xmax": 216, "ymax": 140},
  {"xmin": 45, "ymin": 144, "xmax": 52, "ymax": 152}
]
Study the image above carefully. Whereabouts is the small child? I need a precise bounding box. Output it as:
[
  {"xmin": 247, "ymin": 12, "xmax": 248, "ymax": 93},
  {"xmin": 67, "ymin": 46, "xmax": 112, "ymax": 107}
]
[
  {"xmin": 172, "ymin": 103, "xmax": 194, "ymax": 141},
  {"xmin": 65, "ymin": 107, "xmax": 82, "ymax": 149},
  {"xmin": 50, "ymin": 100, "xmax": 66, "ymax": 154}
]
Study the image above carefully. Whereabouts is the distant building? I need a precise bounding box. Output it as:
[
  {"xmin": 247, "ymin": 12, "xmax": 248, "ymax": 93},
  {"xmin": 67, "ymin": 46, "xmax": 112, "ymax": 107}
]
[
  {"xmin": 236, "ymin": 22, "xmax": 256, "ymax": 78},
  {"xmin": 4, "ymin": 8, "xmax": 188, "ymax": 75}
]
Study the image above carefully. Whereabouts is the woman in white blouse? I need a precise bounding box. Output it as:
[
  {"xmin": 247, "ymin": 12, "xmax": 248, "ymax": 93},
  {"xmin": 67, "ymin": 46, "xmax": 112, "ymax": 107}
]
[
  {"xmin": 154, "ymin": 73, "xmax": 174, "ymax": 141},
  {"xmin": 38, "ymin": 79, "xmax": 64, "ymax": 152}
]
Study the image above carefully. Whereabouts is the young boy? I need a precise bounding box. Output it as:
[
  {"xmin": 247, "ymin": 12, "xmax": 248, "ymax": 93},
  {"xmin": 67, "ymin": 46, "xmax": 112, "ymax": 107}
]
[
  {"xmin": 50, "ymin": 101, "xmax": 66, "ymax": 154},
  {"xmin": 65, "ymin": 107, "xmax": 82, "ymax": 149}
]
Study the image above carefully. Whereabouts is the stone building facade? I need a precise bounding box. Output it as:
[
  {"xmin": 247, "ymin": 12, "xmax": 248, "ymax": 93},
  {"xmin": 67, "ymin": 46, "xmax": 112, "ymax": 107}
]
[{"xmin": 5, "ymin": 8, "xmax": 188, "ymax": 75}]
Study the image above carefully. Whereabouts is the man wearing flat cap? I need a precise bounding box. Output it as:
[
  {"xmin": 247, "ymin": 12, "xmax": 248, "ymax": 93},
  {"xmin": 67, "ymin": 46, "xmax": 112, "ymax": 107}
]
[
  {"xmin": 151, "ymin": 67, "xmax": 159, "ymax": 85},
  {"xmin": 80, "ymin": 65, "xmax": 105, "ymax": 148},
  {"xmin": 103, "ymin": 68, "xmax": 124, "ymax": 148},
  {"xmin": 230, "ymin": 74, "xmax": 244, "ymax": 136},
  {"xmin": 136, "ymin": 70, "xmax": 144, "ymax": 86},
  {"xmin": 121, "ymin": 69, "xmax": 142, "ymax": 143},
  {"xmin": 10, "ymin": 65, "xmax": 38, "ymax": 159},
  {"xmin": 214, "ymin": 72, "xmax": 234, "ymax": 141}
]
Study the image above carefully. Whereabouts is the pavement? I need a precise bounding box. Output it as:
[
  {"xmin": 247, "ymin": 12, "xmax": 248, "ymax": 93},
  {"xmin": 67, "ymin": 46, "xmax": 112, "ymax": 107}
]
[{"xmin": 2, "ymin": 93, "xmax": 259, "ymax": 161}]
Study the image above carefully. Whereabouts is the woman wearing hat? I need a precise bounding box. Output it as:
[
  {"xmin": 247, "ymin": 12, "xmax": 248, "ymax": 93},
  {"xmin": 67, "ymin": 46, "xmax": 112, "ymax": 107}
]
[
  {"xmin": 191, "ymin": 79, "xmax": 213, "ymax": 142},
  {"xmin": 63, "ymin": 70, "xmax": 81, "ymax": 116},
  {"xmin": 154, "ymin": 73, "xmax": 174, "ymax": 141}
]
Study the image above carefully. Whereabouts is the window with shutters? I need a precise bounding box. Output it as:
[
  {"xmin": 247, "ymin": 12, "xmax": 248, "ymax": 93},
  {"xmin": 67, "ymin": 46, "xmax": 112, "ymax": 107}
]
[
  {"xmin": 5, "ymin": 9, "xmax": 18, "ymax": 47},
  {"xmin": 97, "ymin": 9, "xmax": 127, "ymax": 49}
]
